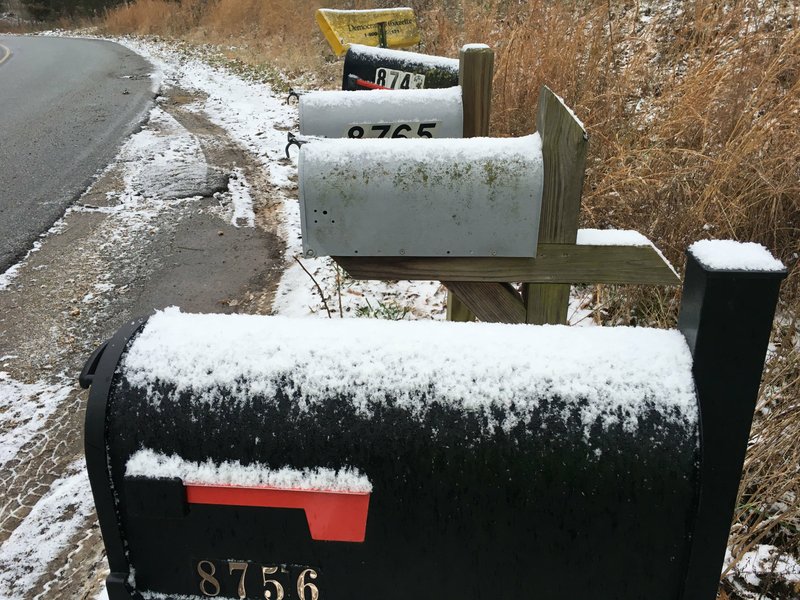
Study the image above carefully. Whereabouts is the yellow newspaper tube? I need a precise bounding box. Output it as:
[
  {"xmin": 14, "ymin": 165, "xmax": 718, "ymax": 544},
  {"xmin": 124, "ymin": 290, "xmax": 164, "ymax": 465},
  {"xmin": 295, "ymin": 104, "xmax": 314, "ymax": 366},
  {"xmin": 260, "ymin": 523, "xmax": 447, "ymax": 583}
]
[{"xmin": 316, "ymin": 8, "xmax": 420, "ymax": 56}]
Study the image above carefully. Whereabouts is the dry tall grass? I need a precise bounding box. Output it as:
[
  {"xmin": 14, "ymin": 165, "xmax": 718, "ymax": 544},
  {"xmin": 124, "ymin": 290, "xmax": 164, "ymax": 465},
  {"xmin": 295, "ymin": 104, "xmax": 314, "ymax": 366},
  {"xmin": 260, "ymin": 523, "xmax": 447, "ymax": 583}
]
[
  {"xmin": 98, "ymin": 0, "xmax": 799, "ymax": 594},
  {"xmin": 103, "ymin": 0, "xmax": 336, "ymax": 80}
]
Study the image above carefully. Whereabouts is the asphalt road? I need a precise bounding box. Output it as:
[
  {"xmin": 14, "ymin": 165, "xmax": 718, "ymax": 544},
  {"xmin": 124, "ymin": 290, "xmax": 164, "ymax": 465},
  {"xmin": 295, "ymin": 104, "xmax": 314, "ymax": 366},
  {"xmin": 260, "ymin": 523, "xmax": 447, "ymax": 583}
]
[{"xmin": 0, "ymin": 35, "xmax": 153, "ymax": 272}]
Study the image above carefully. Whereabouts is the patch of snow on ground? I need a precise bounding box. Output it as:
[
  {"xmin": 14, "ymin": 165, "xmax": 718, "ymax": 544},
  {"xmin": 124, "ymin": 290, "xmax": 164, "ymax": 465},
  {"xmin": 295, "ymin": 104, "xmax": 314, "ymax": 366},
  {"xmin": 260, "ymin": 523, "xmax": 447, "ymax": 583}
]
[
  {"xmin": 216, "ymin": 167, "xmax": 255, "ymax": 228},
  {"xmin": 0, "ymin": 460, "xmax": 95, "ymax": 598},
  {"xmin": 109, "ymin": 37, "xmax": 294, "ymax": 192},
  {"xmin": 0, "ymin": 264, "xmax": 21, "ymax": 292},
  {"xmin": 120, "ymin": 107, "xmax": 211, "ymax": 202},
  {"xmin": 94, "ymin": 282, "xmax": 116, "ymax": 294},
  {"xmin": 63, "ymin": 104, "xmax": 230, "ymax": 268},
  {"xmin": 725, "ymin": 545, "xmax": 800, "ymax": 599},
  {"xmin": 127, "ymin": 449, "xmax": 373, "ymax": 492},
  {"xmin": 1, "ymin": 103, "xmax": 218, "ymax": 293},
  {"xmin": 0, "ymin": 373, "xmax": 73, "ymax": 466},
  {"xmin": 0, "ymin": 240, "xmax": 43, "ymax": 291}
]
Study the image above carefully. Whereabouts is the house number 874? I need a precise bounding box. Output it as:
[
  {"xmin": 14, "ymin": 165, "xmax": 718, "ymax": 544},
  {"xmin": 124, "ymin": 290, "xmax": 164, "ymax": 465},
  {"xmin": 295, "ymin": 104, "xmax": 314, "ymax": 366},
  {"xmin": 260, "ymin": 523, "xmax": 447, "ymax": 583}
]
[{"xmin": 196, "ymin": 560, "xmax": 320, "ymax": 600}]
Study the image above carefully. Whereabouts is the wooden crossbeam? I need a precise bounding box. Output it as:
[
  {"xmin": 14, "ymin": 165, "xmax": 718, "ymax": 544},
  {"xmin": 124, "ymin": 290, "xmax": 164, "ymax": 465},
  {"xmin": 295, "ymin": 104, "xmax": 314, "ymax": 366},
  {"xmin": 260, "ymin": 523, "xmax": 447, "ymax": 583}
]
[
  {"xmin": 443, "ymin": 282, "xmax": 526, "ymax": 324},
  {"xmin": 335, "ymin": 243, "xmax": 679, "ymax": 285}
]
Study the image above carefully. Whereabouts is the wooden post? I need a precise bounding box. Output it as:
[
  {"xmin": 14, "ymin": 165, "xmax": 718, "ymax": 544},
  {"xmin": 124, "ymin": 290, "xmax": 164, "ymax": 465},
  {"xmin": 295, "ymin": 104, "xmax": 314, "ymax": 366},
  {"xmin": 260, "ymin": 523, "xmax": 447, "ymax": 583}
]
[
  {"xmin": 459, "ymin": 44, "xmax": 493, "ymax": 138},
  {"xmin": 524, "ymin": 86, "xmax": 588, "ymax": 325},
  {"xmin": 446, "ymin": 44, "xmax": 494, "ymax": 323},
  {"xmin": 445, "ymin": 282, "xmax": 526, "ymax": 324},
  {"xmin": 446, "ymin": 294, "xmax": 476, "ymax": 322}
]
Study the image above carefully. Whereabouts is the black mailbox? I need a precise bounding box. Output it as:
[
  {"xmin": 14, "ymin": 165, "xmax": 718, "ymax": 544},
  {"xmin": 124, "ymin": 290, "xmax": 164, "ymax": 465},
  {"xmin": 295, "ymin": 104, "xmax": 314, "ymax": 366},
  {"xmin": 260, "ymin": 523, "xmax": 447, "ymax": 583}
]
[
  {"xmin": 341, "ymin": 44, "xmax": 459, "ymax": 90},
  {"xmin": 81, "ymin": 242, "xmax": 786, "ymax": 600}
]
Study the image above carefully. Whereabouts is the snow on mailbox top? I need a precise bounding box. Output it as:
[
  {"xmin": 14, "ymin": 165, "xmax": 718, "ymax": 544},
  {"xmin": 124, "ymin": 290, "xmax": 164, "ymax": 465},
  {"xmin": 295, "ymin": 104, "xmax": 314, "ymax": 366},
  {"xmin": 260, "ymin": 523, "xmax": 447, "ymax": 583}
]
[
  {"xmin": 347, "ymin": 43, "xmax": 459, "ymax": 71},
  {"xmin": 301, "ymin": 85, "xmax": 462, "ymax": 112},
  {"xmin": 121, "ymin": 308, "xmax": 698, "ymax": 439},
  {"xmin": 689, "ymin": 240, "xmax": 786, "ymax": 272},
  {"xmin": 298, "ymin": 133, "xmax": 543, "ymax": 257}
]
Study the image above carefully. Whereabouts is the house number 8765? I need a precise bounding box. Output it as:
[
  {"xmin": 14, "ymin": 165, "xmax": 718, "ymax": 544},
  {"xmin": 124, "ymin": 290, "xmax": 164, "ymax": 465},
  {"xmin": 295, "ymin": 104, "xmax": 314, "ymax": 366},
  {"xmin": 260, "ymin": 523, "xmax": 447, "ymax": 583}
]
[{"xmin": 196, "ymin": 560, "xmax": 319, "ymax": 600}]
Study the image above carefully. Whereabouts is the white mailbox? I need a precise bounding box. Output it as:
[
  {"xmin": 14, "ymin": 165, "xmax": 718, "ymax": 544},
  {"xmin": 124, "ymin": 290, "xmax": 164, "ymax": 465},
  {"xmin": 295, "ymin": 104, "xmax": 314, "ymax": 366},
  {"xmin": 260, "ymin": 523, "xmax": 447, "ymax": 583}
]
[
  {"xmin": 299, "ymin": 134, "xmax": 544, "ymax": 258},
  {"xmin": 299, "ymin": 86, "xmax": 464, "ymax": 139}
]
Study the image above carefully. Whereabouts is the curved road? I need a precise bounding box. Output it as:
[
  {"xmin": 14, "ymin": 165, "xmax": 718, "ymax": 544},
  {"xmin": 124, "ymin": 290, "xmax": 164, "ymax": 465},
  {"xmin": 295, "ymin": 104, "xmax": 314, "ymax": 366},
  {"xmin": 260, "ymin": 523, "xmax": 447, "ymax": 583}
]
[{"xmin": 0, "ymin": 36, "xmax": 153, "ymax": 272}]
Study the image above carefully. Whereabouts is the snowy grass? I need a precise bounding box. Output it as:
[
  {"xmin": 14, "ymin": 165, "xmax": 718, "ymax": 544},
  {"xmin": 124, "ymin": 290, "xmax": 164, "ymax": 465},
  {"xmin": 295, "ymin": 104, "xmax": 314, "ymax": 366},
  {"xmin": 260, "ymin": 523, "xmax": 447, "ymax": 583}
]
[{"xmin": 724, "ymin": 545, "xmax": 800, "ymax": 599}]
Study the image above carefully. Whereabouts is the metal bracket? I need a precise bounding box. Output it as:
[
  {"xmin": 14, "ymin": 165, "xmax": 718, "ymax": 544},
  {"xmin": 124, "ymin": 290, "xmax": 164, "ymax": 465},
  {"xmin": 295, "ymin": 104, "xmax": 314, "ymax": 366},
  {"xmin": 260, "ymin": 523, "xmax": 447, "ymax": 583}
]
[
  {"xmin": 285, "ymin": 132, "xmax": 321, "ymax": 159},
  {"xmin": 287, "ymin": 89, "xmax": 305, "ymax": 104}
]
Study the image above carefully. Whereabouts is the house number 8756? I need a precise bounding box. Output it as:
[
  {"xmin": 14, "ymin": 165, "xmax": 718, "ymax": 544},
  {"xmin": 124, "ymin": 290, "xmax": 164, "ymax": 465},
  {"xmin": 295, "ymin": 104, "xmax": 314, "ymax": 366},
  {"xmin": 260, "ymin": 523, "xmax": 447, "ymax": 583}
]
[{"xmin": 196, "ymin": 560, "xmax": 320, "ymax": 600}]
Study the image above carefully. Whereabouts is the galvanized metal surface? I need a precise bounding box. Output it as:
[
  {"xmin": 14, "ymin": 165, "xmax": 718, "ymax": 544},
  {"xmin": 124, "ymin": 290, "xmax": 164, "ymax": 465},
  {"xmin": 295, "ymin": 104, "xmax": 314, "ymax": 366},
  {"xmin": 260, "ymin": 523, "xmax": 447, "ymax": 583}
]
[
  {"xmin": 299, "ymin": 87, "xmax": 463, "ymax": 139},
  {"xmin": 299, "ymin": 135, "xmax": 543, "ymax": 257}
]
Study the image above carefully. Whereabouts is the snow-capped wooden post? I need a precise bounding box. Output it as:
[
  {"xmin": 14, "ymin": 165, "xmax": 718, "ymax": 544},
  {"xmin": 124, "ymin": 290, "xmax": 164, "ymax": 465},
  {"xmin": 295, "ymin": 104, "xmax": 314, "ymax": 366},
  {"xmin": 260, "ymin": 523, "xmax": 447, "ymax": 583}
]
[
  {"xmin": 446, "ymin": 44, "xmax": 494, "ymax": 323},
  {"xmin": 677, "ymin": 241, "xmax": 787, "ymax": 600}
]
